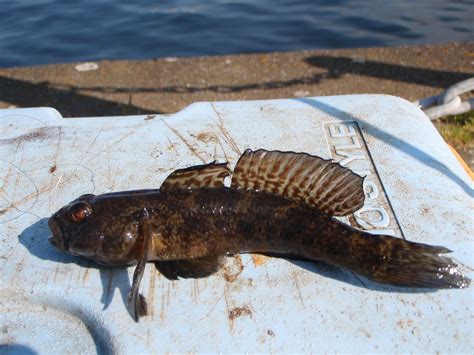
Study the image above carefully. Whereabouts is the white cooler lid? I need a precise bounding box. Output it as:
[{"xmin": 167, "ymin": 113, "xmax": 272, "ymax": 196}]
[{"xmin": 0, "ymin": 95, "xmax": 472, "ymax": 353}]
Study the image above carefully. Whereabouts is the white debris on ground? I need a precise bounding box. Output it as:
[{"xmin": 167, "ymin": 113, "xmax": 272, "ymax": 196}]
[{"xmin": 74, "ymin": 62, "xmax": 99, "ymax": 72}]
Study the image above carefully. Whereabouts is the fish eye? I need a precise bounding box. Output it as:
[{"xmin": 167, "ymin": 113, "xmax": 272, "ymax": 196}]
[{"xmin": 68, "ymin": 202, "xmax": 92, "ymax": 223}]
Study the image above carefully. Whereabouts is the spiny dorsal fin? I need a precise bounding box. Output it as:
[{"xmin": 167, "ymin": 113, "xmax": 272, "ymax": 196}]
[
  {"xmin": 231, "ymin": 149, "xmax": 365, "ymax": 216},
  {"xmin": 161, "ymin": 162, "xmax": 231, "ymax": 191}
]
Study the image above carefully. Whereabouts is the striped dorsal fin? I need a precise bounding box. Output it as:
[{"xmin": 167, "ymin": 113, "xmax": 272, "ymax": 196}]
[
  {"xmin": 161, "ymin": 162, "xmax": 231, "ymax": 191},
  {"xmin": 231, "ymin": 149, "xmax": 365, "ymax": 216}
]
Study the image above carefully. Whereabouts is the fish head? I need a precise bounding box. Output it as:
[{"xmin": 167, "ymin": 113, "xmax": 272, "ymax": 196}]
[{"xmin": 48, "ymin": 193, "xmax": 142, "ymax": 266}]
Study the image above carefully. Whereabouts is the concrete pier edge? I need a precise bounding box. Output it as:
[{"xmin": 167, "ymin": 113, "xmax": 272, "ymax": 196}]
[{"xmin": 1, "ymin": 42, "xmax": 472, "ymax": 166}]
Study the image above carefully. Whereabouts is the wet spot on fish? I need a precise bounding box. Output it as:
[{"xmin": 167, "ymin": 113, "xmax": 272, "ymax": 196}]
[
  {"xmin": 49, "ymin": 165, "xmax": 57, "ymax": 174},
  {"xmin": 223, "ymin": 255, "xmax": 243, "ymax": 282},
  {"xmin": 228, "ymin": 306, "xmax": 252, "ymax": 320},
  {"xmin": 251, "ymin": 254, "xmax": 268, "ymax": 267}
]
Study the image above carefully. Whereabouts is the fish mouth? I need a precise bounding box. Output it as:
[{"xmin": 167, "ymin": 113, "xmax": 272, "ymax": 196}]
[{"xmin": 48, "ymin": 217, "xmax": 66, "ymax": 251}]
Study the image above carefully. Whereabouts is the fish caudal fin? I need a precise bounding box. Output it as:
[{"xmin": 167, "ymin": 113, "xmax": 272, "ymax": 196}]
[{"xmin": 368, "ymin": 239, "xmax": 470, "ymax": 289}]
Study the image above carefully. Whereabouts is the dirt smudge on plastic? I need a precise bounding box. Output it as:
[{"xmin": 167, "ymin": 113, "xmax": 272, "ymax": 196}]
[{"xmin": 223, "ymin": 255, "xmax": 243, "ymax": 282}]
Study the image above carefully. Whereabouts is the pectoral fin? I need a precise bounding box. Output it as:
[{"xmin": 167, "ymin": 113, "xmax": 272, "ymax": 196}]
[
  {"xmin": 128, "ymin": 211, "xmax": 152, "ymax": 322},
  {"xmin": 231, "ymin": 149, "xmax": 365, "ymax": 216},
  {"xmin": 155, "ymin": 255, "xmax": 226, "ymax": 280},
  {"xmin": 160, "ymin": 162, "xmax": 231, "ymax": 191}
]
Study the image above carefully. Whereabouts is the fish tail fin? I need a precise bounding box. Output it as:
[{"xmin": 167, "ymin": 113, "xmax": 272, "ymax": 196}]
[{"xmin": 366, "ymin": 237, "xmax": 470, "ymax": 289}]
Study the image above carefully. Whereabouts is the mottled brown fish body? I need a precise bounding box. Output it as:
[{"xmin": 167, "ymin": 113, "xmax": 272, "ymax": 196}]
[
  {"xmin": 48, "ymin": 149, "xmax": 471, "ymax": 321},
  {"xmin": 146, "ymin": 187, "xmax": 347, "ymax": 260},
  {"xmin": 53, "ymin": 187, "xmax": 467, "ymax": 289},
  {"xmin": 84, "ymin": 188, "xmax": 337, "ymax": 260},
  {"xmin": 145, "ymin": 188, "xmax": 451, "ymax": 288},
  {"xmin": 61, "ymin": 187, "xmax": 369, "ymax": 267}
]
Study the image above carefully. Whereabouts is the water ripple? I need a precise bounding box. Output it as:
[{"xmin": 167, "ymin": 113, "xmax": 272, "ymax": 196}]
[{"xmin": 0, "ymin": 0, "xmax": 472, "ymax": 67}]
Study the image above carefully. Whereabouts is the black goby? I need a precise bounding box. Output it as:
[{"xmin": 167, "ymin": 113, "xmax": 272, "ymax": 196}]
[{"xmin": 48, "ymin": 149, "xmax": 471, "ymax": 321}]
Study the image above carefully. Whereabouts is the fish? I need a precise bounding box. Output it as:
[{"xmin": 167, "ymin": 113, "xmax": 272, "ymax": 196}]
[{"xmin": 48, "ymin": 149, "xmax": 471, "ymax": 321}]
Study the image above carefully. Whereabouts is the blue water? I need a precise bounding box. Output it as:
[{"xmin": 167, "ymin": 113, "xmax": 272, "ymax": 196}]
[{"xmin": 0, "ymin": 0, "xmax": 473, "ymax": 67}]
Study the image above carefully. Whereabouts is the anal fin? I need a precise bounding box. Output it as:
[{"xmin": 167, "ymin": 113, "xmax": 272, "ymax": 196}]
[{"xmin": 155, "ymin": 255, "xmax": 226, "ymax": 280}]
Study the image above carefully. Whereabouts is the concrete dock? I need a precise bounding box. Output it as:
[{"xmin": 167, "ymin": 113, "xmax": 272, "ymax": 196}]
[{"xmin": 1, "ymin": 42, "xmax": 472, "ymax": 165}]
